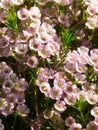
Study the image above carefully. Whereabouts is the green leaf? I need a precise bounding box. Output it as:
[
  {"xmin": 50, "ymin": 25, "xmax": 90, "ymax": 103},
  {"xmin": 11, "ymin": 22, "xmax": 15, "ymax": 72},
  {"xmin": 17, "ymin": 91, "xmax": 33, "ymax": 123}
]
[{"xmin": 5, "ymin": 6, "xmax": 21, "ymax": 34}]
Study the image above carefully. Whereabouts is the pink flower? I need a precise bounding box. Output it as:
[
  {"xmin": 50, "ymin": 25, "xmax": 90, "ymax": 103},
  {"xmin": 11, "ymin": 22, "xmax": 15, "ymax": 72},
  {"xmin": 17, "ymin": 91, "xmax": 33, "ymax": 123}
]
[
  {"xmin": 58, "ymin": 13, "xmax": 70, "ymax": 27},
  {"xmin": 16, "ymin": 104, "xmax": 30, "ymax": 116},
  {"xmin": 75, "ymin": 62, "xmax": 87, "ymax": 73},
  {"xmin": 65, "ymin": 116, "xmax": 75, "ymax": 126},
  {"xmin": 66, "ymin": 50, "xmax": 79, "ymax": 64},
  {"xmin": 46, "ymin": 41, "xmax": 60, "ymax": 56},
  {"xmin": 0, "ymin": 0, "xmax": 13, "ymax": 9},
  {"xmin": 39, "ymin": 82, "xmax": 51, "ymax": 97},
  {"xmin": 43, "ymin": 110, "xmax": 54, "ymax": 119},
  {"xmin": 15, "ymin": 43, "xmax": 28, "ymax": 55},
  {"xmin": 94, "ymin": 116, "xmax": 98, "ymax": 125},
  {"xmin": 10, "ymin": 0, "xmax": 24, "ymax": 5},
  {"xmin": 17, "ymin": 7, "xmax": 29, "ymax": 21},
  {"xmin": 77, "ymin": 90, "xmax": 86, "ymax": 101},
  {"xmin": 2, "ymin": 65, "xmax": 13, "ymax": 78},
  {"xmin": 2, "ymin": 103, "xmax": 14, "ymax": 116},
  {"xmin": 86, "ymin": 121, "xmax": 98, "ymax": 130},
  {"xmin": 69, "ymin": 123, "xmax": 82, "ymax": 130},
  {"xmin": 6, "ymin": 93, "xmax": 17, "ymax": 104},
  {"xmin": 29, "ymin": 38, "xmax": 41, "ymax": 51},
  {"xmin": 64, "ymin": 82, "xmax": 78, "ymax": 94},
  {"xmin": 29, "ymin": 6, "xmax": 41, "ymax": 21},
  {"xmin": 31, "ymin": 122, "xmax": 41, "ymax": 130},
  {"xmin": 77, "ymin": 46, "xmax": 89, "ymax": 55},
  {"xmin": 78, "ymin": 55, "xmax": 89, "ymax": 65},
  {"xmin": 0, "ymin": 38, "xmax": 9, "ymax": 49},
  {"xmin": 74, "ymin": 73, "xmax": 86, "ymax": 84},
  {"xmin": 30, "ymin": 20, "xmax": 41, "ymax": 34},
  {"xmin": 54, "ymin": 100, "xmax": 66, "ymax": 112},
  {"xmin": 38, "ymin": 45, "xmax": 51, "ymax": 58},
  {"xmin": 64, "ymin": 94, "xmax": 77, "ymax": 105},
  {"xmin": 90, "ymin": 49, "xmax": 98, "ymax": 58},
  {"xmin": 22, "ymin": 26, "xmax": 36, "ymax": 37},
  {"xmin": 2, "ymin": 79, "xmax": 14, "ymax": 93},
  {"xmin": 81, "ymin": 40, "xmax": 92, "ymax": 49},
  {"xmin": 49, "ymin": 86, "xmax": 62, "ymax": 100},
  {"xmin": 15, "ymin": 93, "xmax": 25, "ymax": 104},
  {"xmin": 36, "ymin": 74, "xmax": 48, "ymax": 86},
  {"xmin": 0, "ymin": 10, "xmax": 7, "ymax": 23},
  {"xmin": 91, "ymin": 107, "xmax": 98, "ymax": 117},
  {"xmin": 93, "ymin": 62, "xmax": 98, "ymax": 71},
  {"xmin": 86, "ymin": 1, "xmax": 98, "ymax": 16},
  {"xmin": 38, "ymin": 31, "xmax": 51, "ymax": 43},
  {"xmin": 85, "ymin": 15, "xmax": 98, "ymax": 29},
  {"xmin": 4, "ymin": 30, "xmax": 16, "ymax": 43},
  {"xmin": 64, "ymin": 62, "xmax": 76, "ymax": 73},
  {"xmin": 86, "ymin": 91, "xmax": 98, "ymax": 105},
  {"xmin": 54, "ymin": 78, "xmax": 66, "ymax": 89},
  {"xmin": 26, "ymin": 56, "xmax": 38, "ymax": 68}
]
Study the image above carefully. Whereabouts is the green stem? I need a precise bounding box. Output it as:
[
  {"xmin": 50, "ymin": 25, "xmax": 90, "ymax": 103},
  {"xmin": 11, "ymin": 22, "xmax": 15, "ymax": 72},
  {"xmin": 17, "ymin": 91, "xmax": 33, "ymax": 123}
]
[
  {"xmin": 34, "ymin": 86, "xmax": 39, "ymax": 117},
  {"xmin": 79, "ymin": 110, "xmax": 86, "ymax": 126},
  {"xmin": 11, "ymin": 113, "xmax": 17, "ymax": 130}
]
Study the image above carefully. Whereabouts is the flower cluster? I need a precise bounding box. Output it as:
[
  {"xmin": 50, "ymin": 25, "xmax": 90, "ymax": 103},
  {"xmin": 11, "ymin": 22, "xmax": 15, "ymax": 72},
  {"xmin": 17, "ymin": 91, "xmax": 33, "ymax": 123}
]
[
  {"xmin": 0, "ymin": 62, "xmax": 29, "ymax": 117},
  {"xmin": 0, "ymin": 0, "xmax": 98, "ymax": 130},
  {"xmin": 84, "ymin": 0, "xmax": 98, "ymax": 29}
]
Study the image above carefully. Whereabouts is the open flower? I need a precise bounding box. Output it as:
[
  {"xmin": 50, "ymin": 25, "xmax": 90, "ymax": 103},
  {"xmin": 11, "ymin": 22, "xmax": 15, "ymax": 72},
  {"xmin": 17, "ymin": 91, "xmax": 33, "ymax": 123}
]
[
  {"xmin": 69, "ymin": 123, "xmax": 82, "ymax": 130},
  {"xmin": 15, "ymin": 43, "xmax": 28, "ymax": 55},
  {"xmin": 91, "ymin": 107, "xmax": 98, "ymax": 117},
  {"xmin": 10, "ymin": 0, "xmax": 24, "ymax": 5},
  {"xmin": 86, "ymin": 91, "xmax": 98, "ymax": 105},
  {"xmin": 26, "ymin": 55, "xmax": 38, "ymax": 68},
  {"xmin": 49, "ymin": 86, "xmax": 62, "ymax": 100},
  {"xmin": 17, "ymin": 7, "xmax": 29, "ymax": 21},
  {"xmin": 29, "ymin": 38, "xmax": 41, "ymax": 51},
  {"xmin": 16, "ymin": 104, "xmax": 30, "ymax": 116},
  {"xmin": 86, "ymin": 121, "xmax": 98, "ymax": 130},
  {"xmin": 2, "ymin": 79, "xmax": 14, "ymax": 93},
  {"xmin": 39, "ymin": 82, "xmax": 51, "ymax": 97},
  {"xmin": 54, "ymin": 100, "xmax": 66, "ymax": 112},
  {"xmin": 65, "ymin": 116, "xmax": 75, "ymax": 127},
  {"xmin": 29, "ymin": 6, "xmax": 41, "ymax": 21}
]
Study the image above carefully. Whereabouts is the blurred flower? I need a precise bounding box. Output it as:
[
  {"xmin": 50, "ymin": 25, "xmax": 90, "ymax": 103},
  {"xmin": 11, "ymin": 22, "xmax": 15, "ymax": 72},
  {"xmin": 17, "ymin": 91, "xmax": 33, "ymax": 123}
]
[
  {"xmin": 43, "ymin": 110, "xmax": 54, "ymax": 119},
  {"xmin": 85, "ymin": 15, "xmax": 98, "ymax": 29},
  {"xmin": 91, "ymin": 107, "xmax": 98, "ymax": 117},
  {"xmin": 86, "ymin": 121, "xmax": 98, "ymax": 130},
  {"xmin": 0, "ymin": 98, "xmax": 7, "ymax": 110},
  {"xmin": 0, "ymin": 0, "xmax": 13, "ymax": 9},
  {"xmin": 31, "ymin": 122, "xmax": 41, "ymax": 130},
  {"xmin": 65, "ymin": 116, "xmax": 75, "ymax": 127},
  {"xmin": 94, "ymin": 116, "xmax": 98, "ymax": 125},
  {"xmin": 10, "ymin": 0, "xmax": 24, "ymax": 5},
  {"xmin": 69, "ymin": 123, "xmax": 82, "ymax": 130},
  {"xmin": 0, "ymin": 119, "xmax": 4, "ymax": 130},
  {"xmin": 2, "ymin": 79, "xmax": 14, "ymax": 93},
  {"xmin": 16, "ymin": 104, "xmax": 30, "ymax": 116}
]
